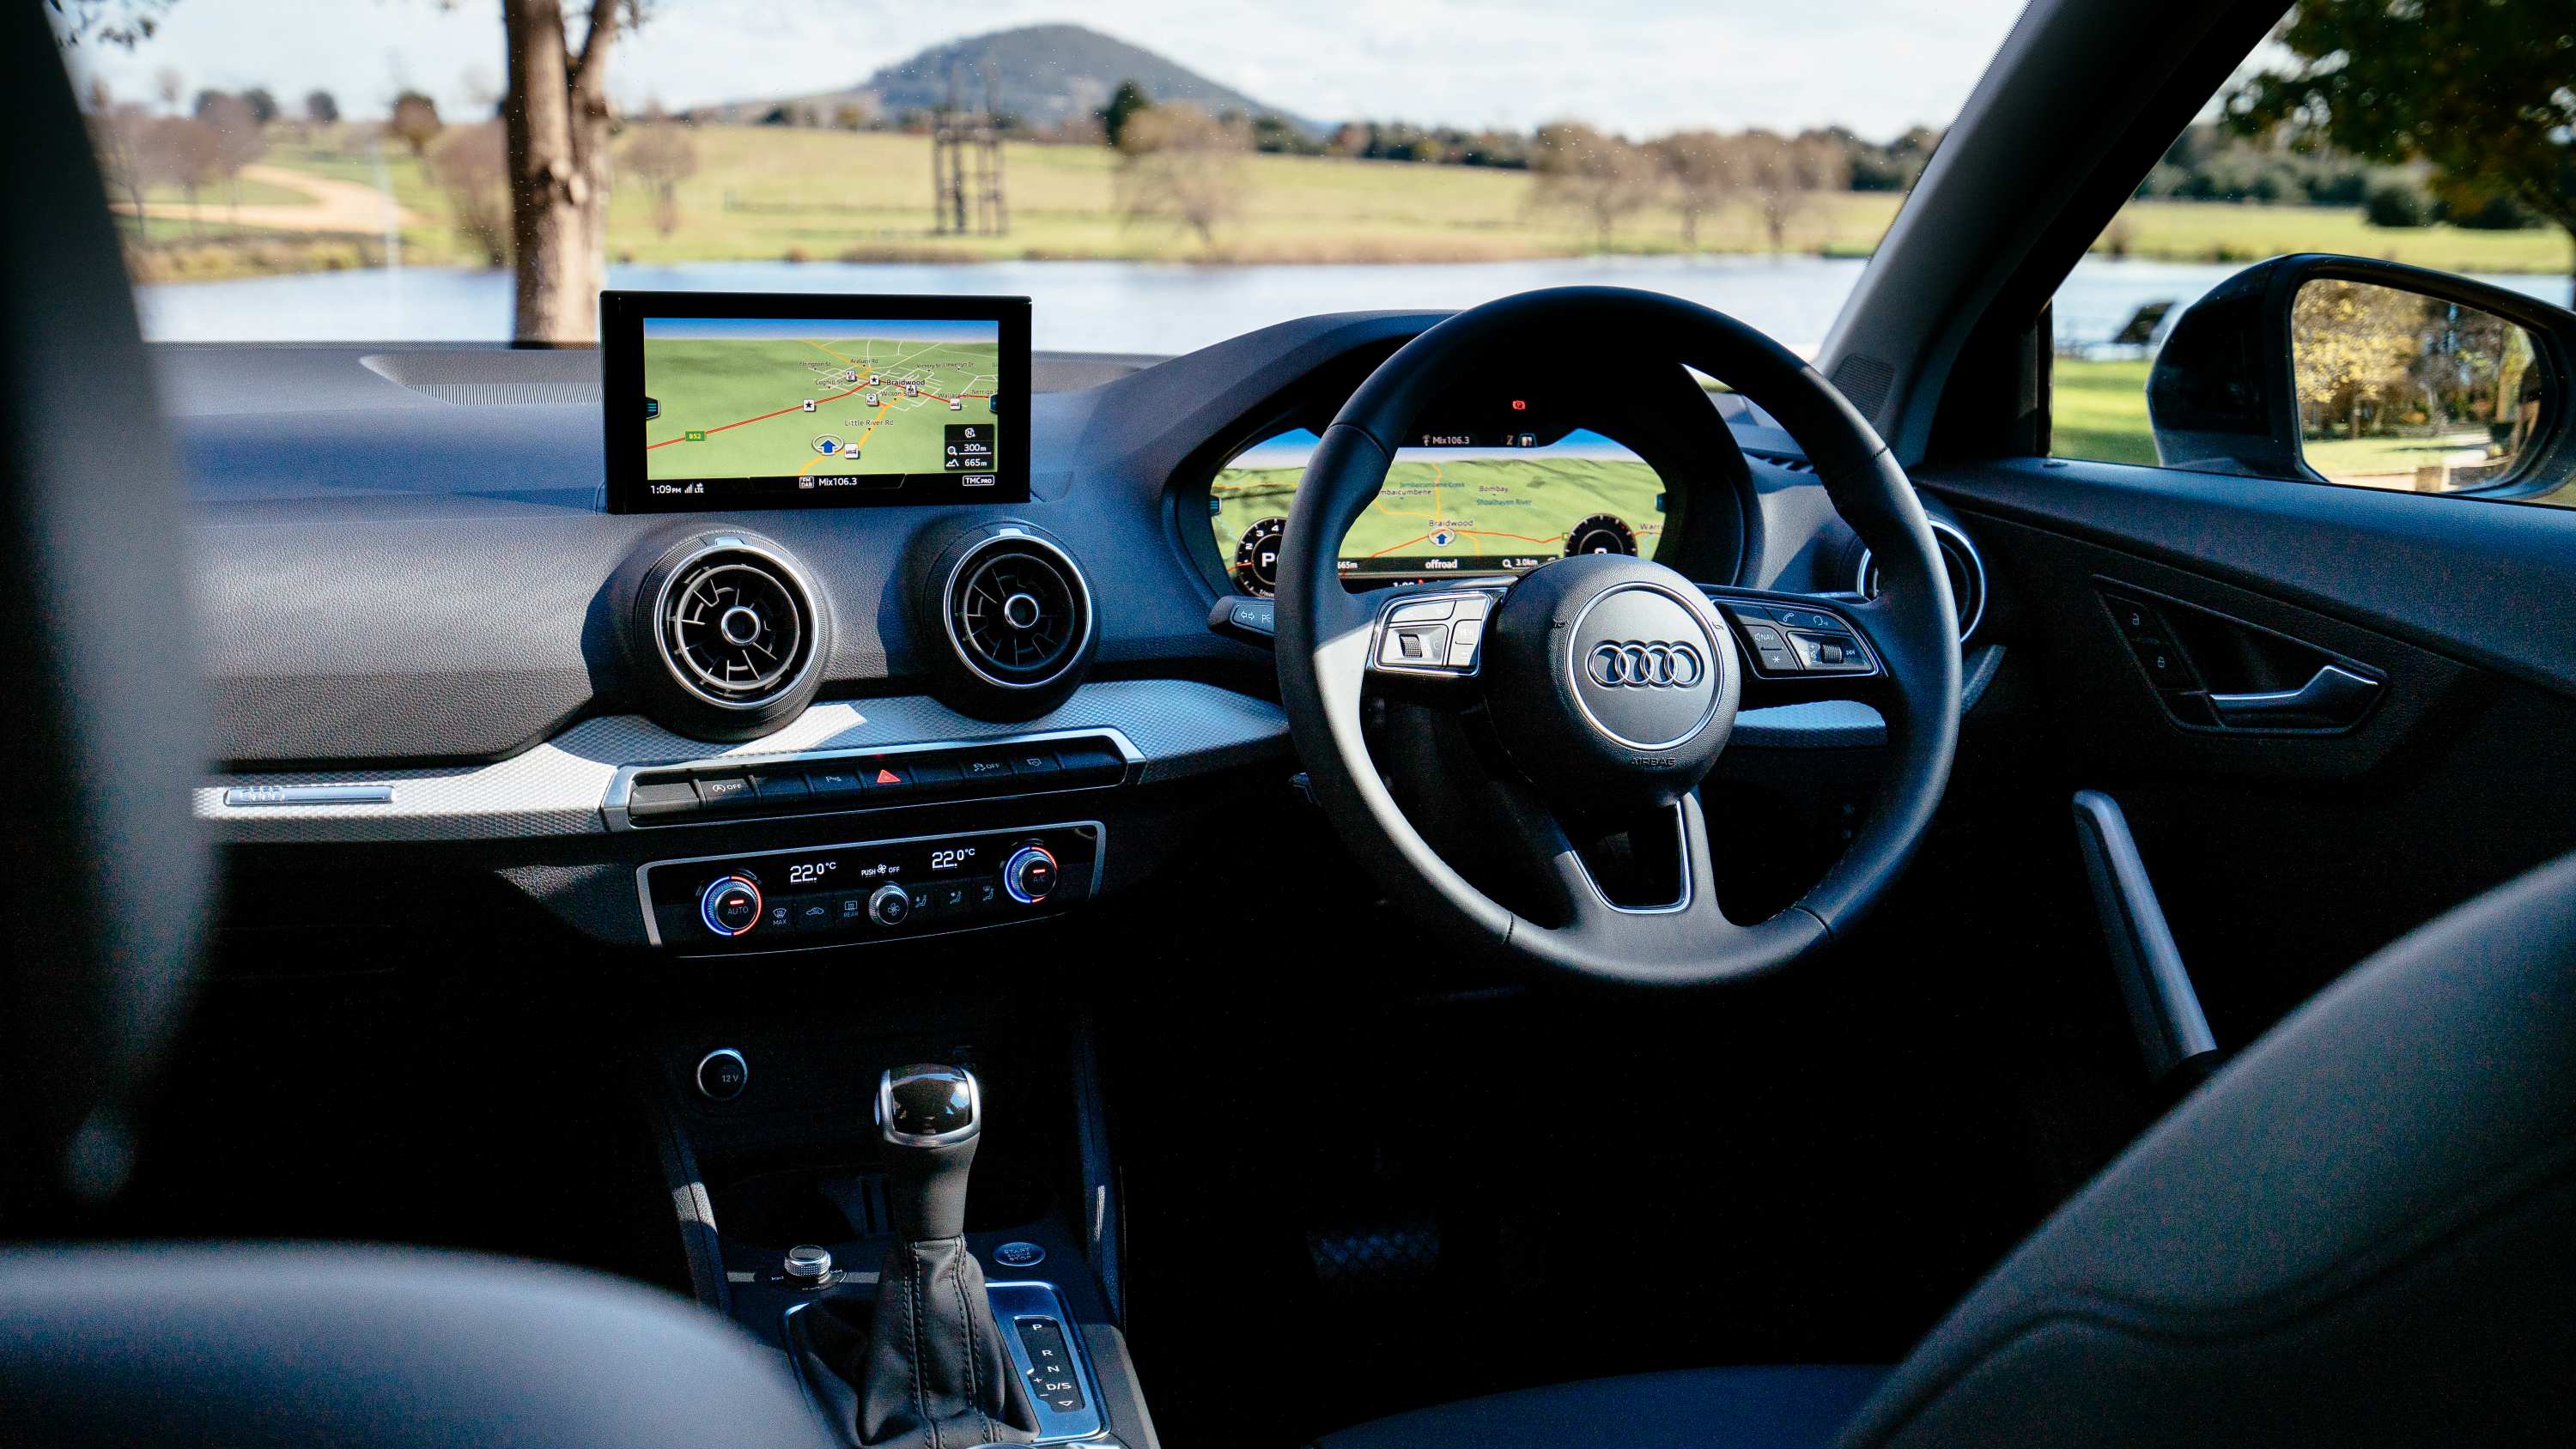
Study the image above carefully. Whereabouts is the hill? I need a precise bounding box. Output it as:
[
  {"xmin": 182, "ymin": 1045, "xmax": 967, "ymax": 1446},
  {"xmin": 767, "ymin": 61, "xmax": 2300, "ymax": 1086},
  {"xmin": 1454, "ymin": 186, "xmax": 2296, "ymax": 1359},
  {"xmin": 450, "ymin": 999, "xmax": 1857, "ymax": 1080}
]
[{"xmin": 698, "ymin": 23, "xmax": 1307, "ymax": 130}]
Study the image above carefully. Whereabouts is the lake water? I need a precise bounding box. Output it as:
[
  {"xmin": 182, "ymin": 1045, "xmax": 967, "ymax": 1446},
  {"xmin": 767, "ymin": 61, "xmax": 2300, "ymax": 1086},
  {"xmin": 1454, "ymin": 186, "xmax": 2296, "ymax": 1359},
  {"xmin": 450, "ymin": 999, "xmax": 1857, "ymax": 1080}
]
[{"xmin": 136, "ymin": 254, "xmax": 2572, "ymax": 358}]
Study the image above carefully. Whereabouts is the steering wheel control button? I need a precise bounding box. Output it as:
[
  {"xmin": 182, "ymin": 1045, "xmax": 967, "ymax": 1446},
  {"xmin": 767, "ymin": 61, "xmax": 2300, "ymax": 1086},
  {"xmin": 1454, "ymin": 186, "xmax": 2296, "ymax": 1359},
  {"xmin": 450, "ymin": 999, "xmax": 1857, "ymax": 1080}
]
[
  {"xmin": 868, "ymin": 882, "xmax": 914, "ymax": 927},
  {"xmin": 1006, "ymin": 845, "xmax": 1060, "ymax": 904},
  {"xmin": 993, "ymin": 1240, "xmax": 1046, "ymax": 1270},
  {"xmin": 1770, "ymin": 606, "xmax": 1844, "ymax": 634},
  {"xmin": 1388, "ymin": 597, "xmax": 1455, "ymax": 624},
  {"xmin": 695, "ymin": 1047, "xmax": 750, "ymax": 1101},
  {"xmin": 1380, "ymin": 622, "xmax": 1452, "ymax": 666},
  {"xmin": 700, "ymin": 875, "xmax": 763, "ymax": 937},
  {"xmin": 784, "ymin": 1244, "xmax": 835, "ymax": 1289}
]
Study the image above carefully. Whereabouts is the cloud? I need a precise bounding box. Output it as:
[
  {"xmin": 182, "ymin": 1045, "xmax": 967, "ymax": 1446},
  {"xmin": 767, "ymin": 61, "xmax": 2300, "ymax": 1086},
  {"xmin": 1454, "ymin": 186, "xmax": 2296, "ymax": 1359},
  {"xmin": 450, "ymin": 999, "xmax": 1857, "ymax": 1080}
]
[{"xmin": 61, "ymin": 0, "xmax": 2030, "ymax": 139}]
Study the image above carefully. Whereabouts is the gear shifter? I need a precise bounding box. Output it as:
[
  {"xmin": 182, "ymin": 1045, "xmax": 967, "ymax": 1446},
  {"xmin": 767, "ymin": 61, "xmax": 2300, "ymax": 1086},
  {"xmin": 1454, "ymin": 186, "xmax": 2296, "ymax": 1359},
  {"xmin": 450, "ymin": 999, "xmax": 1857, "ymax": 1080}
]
[{"xmin": 849, "ymin": 1064, "xmax": 1036, "ymax": 1448}]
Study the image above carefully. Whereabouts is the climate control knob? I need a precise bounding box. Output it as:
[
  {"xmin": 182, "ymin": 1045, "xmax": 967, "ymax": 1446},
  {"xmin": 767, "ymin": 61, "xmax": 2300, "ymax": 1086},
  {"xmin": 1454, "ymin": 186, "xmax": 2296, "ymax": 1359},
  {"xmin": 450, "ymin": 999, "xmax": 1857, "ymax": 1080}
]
[
  {"xmin": 700, "ymin": 874, "xmax": 762, "ymax": 937},
  {"xmin": 868, "ymin": 881, "xmax": 914, "ymax": 927},
  {"xmin": 1004, "ymin": 844, "xmax": 1060, "ymax": 905}
]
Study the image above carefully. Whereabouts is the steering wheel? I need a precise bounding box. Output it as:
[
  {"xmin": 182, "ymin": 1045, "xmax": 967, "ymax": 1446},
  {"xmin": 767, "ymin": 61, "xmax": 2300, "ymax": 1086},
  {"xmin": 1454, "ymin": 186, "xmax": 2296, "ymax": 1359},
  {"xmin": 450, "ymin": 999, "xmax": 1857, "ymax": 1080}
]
[{"xmin": 1274, "ymin": 288, "xmax": 1961, "ymax": 986}]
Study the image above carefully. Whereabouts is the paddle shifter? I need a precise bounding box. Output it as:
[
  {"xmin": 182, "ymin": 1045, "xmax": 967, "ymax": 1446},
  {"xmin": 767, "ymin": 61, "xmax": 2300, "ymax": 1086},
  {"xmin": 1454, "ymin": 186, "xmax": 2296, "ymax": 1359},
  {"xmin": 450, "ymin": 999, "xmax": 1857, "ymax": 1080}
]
[{"xmin": 852, "ymin": 1064, "xmax": 1037, "ymax": 1448}]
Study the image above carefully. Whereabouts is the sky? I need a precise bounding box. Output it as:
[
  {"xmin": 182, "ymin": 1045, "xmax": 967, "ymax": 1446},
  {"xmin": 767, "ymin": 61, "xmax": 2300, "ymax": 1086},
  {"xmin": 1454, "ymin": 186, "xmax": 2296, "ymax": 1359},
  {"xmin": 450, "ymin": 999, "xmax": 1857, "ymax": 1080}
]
[{"xmin": 57, "ymin": 0, "xmax": 2036, "ymax": 140}]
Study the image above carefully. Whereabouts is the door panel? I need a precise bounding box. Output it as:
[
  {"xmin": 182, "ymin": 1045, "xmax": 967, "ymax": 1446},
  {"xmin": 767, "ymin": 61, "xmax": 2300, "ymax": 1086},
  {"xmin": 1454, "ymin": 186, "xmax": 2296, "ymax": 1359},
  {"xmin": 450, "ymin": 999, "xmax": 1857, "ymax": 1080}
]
[{"xmin": 1919, "ymin": 455, "xmax": 2576, "ymax": 1041}]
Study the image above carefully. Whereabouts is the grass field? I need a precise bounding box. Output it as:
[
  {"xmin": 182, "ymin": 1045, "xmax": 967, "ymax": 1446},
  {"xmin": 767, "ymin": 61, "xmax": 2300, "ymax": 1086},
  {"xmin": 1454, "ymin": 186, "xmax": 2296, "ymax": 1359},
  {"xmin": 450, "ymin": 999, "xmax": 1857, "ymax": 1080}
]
[
  {"xmin": 643, "ymin": 333, "xmax": 999, "ymax": 483},
  {"xmin": 123, "ymin": 124, "xmax": 2576, "ymax": 281},
  {"xmin": 2050, "ymin": 357, "xmax": 2160, "ymax": 465}
]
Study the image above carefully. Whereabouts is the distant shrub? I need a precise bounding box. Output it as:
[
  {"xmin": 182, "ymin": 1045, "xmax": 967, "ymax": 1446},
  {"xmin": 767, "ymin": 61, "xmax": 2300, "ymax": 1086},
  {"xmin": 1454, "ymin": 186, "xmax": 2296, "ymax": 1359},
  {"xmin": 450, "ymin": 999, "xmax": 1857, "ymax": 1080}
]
[
  {"xmin": 2361, "ymin": 180, "xmax": 2432, "ymax": 229},
  {"xmin": 2441, "ymin": 191, "xmax": 2538, "ymax": 231}
]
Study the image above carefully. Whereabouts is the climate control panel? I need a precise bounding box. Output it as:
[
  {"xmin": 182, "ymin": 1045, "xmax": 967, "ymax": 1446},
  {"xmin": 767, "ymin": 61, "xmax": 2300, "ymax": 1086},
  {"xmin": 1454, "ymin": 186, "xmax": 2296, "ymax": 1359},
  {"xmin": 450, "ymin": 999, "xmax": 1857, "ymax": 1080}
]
[{"xmin": 639, "ymin": 822, "xmax": 1103, "ymax": 952}]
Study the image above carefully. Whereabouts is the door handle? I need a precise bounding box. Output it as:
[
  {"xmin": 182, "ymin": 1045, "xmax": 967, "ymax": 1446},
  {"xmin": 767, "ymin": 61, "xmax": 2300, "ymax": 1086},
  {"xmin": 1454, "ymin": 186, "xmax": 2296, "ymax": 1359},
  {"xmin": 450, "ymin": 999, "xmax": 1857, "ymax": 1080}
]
[{"xmin": 2209, "ymin": 664, "xmax": 2380, "ymax": 730}]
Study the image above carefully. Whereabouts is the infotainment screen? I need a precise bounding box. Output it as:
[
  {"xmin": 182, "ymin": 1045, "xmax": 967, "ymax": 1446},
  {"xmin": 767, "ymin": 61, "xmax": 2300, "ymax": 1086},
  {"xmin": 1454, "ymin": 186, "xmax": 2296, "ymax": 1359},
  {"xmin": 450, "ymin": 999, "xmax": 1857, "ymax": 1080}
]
[{"xmin": 600, "ymin": 291, "xmax": 1029, "ymax": 513}]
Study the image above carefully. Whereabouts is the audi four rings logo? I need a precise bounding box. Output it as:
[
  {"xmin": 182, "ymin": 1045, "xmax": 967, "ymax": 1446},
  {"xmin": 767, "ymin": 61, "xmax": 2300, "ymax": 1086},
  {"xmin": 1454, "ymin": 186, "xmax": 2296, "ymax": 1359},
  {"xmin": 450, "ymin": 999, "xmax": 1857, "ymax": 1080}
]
[{"xmin": 1586, "ymin": 640, "xmax": 1706, "ymax": 688}]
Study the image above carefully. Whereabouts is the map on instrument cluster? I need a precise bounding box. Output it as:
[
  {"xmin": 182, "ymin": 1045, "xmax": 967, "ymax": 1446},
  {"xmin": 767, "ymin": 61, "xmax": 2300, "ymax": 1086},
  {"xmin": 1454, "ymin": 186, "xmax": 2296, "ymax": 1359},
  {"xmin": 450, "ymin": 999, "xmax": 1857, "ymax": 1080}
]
[
  {"xmin": 1208, "ymin": 427, "xmax": 1667, "ymax": 595},
  {"xmin": 641, "ymin": 315, "xmax": 1001, "ymax": 492}
]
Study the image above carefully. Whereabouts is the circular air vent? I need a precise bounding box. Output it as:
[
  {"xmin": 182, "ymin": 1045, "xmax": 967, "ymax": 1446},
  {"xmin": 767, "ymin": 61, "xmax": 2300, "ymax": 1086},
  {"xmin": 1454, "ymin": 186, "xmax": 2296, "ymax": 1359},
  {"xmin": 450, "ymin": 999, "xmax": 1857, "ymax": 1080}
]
[
  {"xmin": 943, "ymin": 533, "xmax": 1092, "ymax": 691},
  {"xmin": 1856, "ymin": 516, "xmax": 1987, "ymax": 641},
  {"xmin": 623, "ymin": 531, "xmax": 829, "ymax": 742},
  {"xmin": 659, "ymin": 553, "xmax": 811, "ymax": 706}
]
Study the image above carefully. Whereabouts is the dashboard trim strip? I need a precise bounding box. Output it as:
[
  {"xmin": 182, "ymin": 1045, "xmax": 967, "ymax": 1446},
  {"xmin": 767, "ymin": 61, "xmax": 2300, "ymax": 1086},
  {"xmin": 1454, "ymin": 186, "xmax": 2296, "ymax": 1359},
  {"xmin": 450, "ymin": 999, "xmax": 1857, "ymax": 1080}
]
[{"xmin": 193, "ymin": 678, "xmax": 1290, "ymax": 844}]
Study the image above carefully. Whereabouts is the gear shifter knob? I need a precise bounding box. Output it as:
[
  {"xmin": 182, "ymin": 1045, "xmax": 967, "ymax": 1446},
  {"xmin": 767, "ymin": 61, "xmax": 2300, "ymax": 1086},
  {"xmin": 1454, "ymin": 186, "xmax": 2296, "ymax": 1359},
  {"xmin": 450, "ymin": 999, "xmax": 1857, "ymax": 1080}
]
[{"xmin": 875, "ymin": 1064, "xmax": 981, "ymax": 1242}]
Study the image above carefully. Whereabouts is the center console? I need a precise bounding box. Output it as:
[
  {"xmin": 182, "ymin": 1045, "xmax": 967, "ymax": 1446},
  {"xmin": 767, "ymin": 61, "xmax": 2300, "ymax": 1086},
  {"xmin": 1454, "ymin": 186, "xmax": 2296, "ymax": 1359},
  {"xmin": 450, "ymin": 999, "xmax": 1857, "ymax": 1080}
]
[
  {"xmin": 643, "ymin": 1006, "xmax": 1159, "ymax": 1448},
  {"xmin": 641, "ymin": 822, "xmax": 1103, "ymax": 954}
]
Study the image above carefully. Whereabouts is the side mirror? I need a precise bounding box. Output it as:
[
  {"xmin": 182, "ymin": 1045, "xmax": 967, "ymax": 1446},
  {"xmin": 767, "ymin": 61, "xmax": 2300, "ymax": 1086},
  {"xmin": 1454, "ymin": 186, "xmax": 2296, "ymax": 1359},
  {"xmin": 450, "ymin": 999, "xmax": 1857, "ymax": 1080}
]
[{"xmin": 2146, "ymin": 254, "xmax": 2574, "ymax": 499}]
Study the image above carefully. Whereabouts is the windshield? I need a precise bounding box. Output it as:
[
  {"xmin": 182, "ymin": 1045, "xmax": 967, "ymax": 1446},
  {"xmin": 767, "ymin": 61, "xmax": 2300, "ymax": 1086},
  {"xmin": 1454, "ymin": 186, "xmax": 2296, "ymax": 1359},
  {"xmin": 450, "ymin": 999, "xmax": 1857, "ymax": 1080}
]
[{"xmin": 52, "ymin": 1, "xmax": 2036, "ymax": 354}]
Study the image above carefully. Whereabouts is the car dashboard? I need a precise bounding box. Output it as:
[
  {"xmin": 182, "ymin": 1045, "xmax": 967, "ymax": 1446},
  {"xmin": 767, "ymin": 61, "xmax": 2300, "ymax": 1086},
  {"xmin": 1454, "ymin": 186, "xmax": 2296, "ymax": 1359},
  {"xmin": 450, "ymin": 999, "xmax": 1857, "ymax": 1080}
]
[{"xmin": 169, "ymin": 309, "xmax": 1990, "ymax": 961}]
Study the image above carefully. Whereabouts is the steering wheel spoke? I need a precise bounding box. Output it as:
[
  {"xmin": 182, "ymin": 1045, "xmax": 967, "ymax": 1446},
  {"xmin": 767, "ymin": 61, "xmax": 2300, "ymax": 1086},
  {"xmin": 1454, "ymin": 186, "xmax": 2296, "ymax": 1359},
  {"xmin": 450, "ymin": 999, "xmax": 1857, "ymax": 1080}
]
[{"xmin": 1362, "ymin": 580, "xmax": 1510, "ymax": 695}]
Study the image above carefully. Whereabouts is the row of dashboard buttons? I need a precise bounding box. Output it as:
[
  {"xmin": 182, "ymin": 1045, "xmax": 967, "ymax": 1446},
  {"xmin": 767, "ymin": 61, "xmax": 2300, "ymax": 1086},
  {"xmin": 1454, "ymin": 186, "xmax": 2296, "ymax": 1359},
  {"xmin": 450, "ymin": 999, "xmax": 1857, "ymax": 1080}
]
[
  {"xmin": 750, "ymin": 869, "xmax": 1082, "ymax": 940},
  {"xmin": 629, "ymin": 737, "xmax": 1125, "ymax": 823}
]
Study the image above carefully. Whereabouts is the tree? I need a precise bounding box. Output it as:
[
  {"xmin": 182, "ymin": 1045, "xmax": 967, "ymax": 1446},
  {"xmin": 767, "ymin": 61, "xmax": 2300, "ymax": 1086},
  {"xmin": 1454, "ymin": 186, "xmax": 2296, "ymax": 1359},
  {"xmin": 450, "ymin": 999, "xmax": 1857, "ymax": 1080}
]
[
  {"xmin": 1097, "ymin": 79, "xmax": 1151, "ymax": 149},
  {"xmin": 240, "ymin": 86, "xmax": 277, "ymax": 125},
  {"xmin": 152, "ymin": 66, "xmax": 179, "ymax": 113},
  {"xmin": 304, "ymin": 89, "xmax": 339, "ymax": 128},
  {"xmin": 196, "ymin": 90, "xmax": 264, "ymax": 220},
  {"xmin": 387, "ymin": 89, "xmax": 442, "ymax": 158},
  {"xmin": 1728, "ymin": 130, "xmax": 1845, "ymax": 252},
  {"xmin": 1649, "ymin": 130, "xmax": 1736, "ymax": 250},
  {"xmin": 428, "ymin": 120, "xmax": 512, "ymax": 267},
  {"xmin": 1530, "ymin": 122, "xmax": 1658, "ymax": 247},
  {"xmin": 81, "ymin": 78, "xmax": 152, "ymax": 238},
  {"xmin": 2291, "ymin": 280, "xmax": 2422, "ymax": 440},
  {"xmin": 498, "ymin": 0, "xmax": 642, "ymax": 343},
  {"xmin": 2228, "ymin": 1, "xmax": 2576, "ymax": 295},
  {"xmin": 620, "ymin": 105, "xmax": 698, "ymax": 238},
  {"xmin": 138, "ymin": 114, "xmax": 218, "ymax": 234},
  {"xmin": 1113, "ymin": 101, "xmax": 1249, "ymax": 249}
]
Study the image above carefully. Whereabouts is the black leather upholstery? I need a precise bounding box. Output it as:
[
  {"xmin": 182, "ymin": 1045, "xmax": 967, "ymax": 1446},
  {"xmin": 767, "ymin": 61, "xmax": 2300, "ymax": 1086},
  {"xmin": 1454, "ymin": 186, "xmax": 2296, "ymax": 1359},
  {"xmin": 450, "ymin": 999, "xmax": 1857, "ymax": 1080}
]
[
  {"xmin": 0, "ymin": 20, "xmax": 833, "ymax": 1449},
  {"xmin": 1838, "ymin": 847, "xmax": 2576, "ymax": 1446},
  {"xmin": 1323, "ymin": 849, "xmax": 2576, "ymax": 1446},
  {"xmin": 1314, "ymin": 1366, "xmax": 1886, "ymax": 1449},
  {"xmin": 1, "ymin": 0, "xmax": 210, "ymax": 1219},
  {"xmin": 0, "ymin": 1246, "xmax": 839, "ymax": 1448},
  {"xmin": 845, "ymin": 1237, "xmax": 1038, "ymax": 1447}
]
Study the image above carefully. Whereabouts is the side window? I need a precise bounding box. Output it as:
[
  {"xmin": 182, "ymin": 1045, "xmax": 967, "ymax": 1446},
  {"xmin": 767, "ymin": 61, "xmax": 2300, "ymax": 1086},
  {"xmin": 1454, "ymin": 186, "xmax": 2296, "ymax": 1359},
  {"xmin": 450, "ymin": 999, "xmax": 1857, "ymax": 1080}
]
[{"xmin": 2047, "ymin": 4, "xmax": 2576, "ymax": 508}]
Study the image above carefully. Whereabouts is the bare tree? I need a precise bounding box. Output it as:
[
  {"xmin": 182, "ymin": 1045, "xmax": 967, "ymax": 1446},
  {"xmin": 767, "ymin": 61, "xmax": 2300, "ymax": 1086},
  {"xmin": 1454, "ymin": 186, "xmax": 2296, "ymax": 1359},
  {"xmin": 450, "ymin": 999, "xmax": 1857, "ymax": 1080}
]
[
  {"xmin": 428, "ymin": 120, "xmax": 512, "ymax": 267},
  {"xmin": 1531, "ymin": 121, "xmax": 1658, "ymax": 247},
  {"xmin": 139, "ymin": 114, "xmax": 218, "ymax": 235},
  {"xmin": 82, "ymin": 78, "xmax": 152, "ymax": 237},
  {"xmin": 152, "ymin": 64, "xmax": 179, "ymax": 113},
  {"xmin": 1649, "ymin": 130, "xmax": 1737, "ymax": 250},
  {"xmin": 500, "ymin": 0, "xmax": 643, "ymax": 343},
  {"xmin": 197, "ymin": 90, "xmax": 264, "ymax": 221},
  {"xmin": 620, "ymin": 104, "xmax": 698, "ymax": 238},
  {"xmin": 1113, "ymin": 101, "xmax": 1250, "ymax": 249},
  {"xmin": 1728, "ymin": 130, "xmax": 1847, "ymax": 252}
]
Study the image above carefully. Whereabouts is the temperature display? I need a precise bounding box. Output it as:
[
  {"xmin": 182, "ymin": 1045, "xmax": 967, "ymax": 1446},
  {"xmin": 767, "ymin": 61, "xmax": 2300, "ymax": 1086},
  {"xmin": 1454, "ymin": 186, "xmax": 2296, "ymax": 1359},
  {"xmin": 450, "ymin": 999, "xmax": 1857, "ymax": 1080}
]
[
  {"xmin": 931, "ymin": 847, "xmax": 978, "ymax": 870},
  {"xmin": 787, "ymin": 860, "xmax": 839, "ymax": 884}
]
